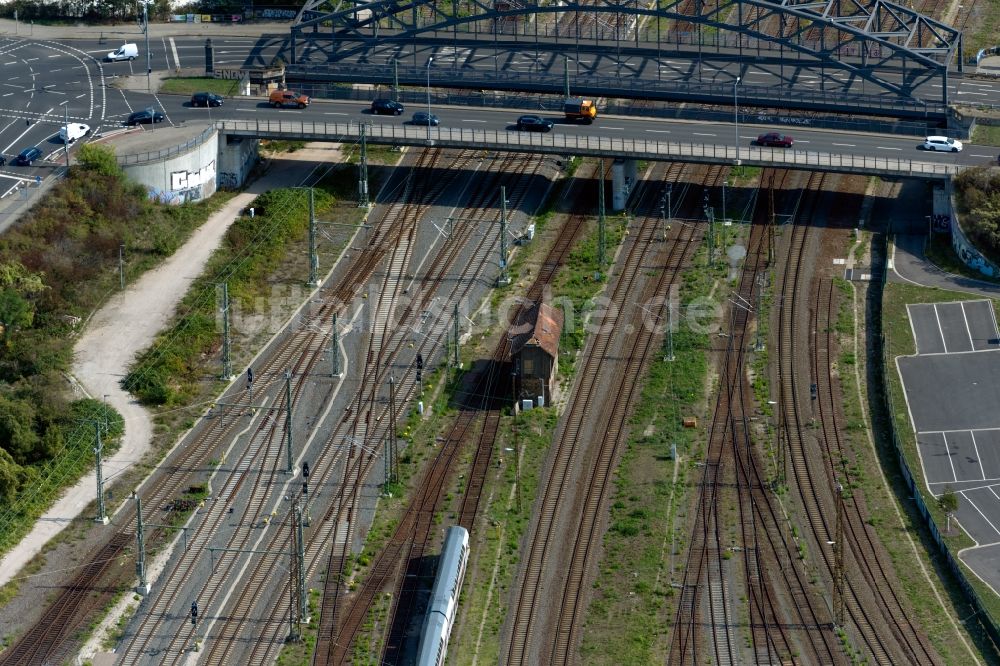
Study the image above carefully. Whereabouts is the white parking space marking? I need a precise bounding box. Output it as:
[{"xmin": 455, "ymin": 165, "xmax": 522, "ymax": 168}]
[
  {"xmin": 964, "ymin": 491, "xmax": 1000, "ymax": 537},
  {"xmin": 932, "ymin": 303, "xmax": 949, "ymax": 353},
  {"xmin": 973, "ymin": 432, "xmax": 988, "ymax": 480},
  {"xmin": 960, "ymin": 301, "xmax": 976, "ymax": 350},
  {"xmin": 946, "ymin": 436, "xmax": 959, "ymax": 481}
]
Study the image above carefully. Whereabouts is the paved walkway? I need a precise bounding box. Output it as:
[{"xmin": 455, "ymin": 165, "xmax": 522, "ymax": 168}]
[
  {"xmin": 0, "ymin": 146, "xmax": 342, "ymax": 588},
  {"xmin": 890, "ymin": 233, "xmax": 1000, "ymax": 298}
]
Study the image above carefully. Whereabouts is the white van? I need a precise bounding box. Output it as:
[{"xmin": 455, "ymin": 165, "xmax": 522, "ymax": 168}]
[{"xmin": 107, "ymin": 43, "xmax": 138, "ymax": 62}]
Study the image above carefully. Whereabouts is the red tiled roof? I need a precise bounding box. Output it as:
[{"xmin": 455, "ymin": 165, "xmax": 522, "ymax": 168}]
[{"xmin": 509, "ymin": 302, "xmax": 563, "ymax": 359}]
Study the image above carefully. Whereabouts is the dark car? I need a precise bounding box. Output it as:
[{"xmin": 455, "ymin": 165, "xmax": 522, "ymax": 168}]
[
  {"xmin": 190, "ymin": 92, "xmax": 223, "ymax": 107},
  {"xmin": 127, "ymin": 108, "xmax": 165, "ymax": 126},
  {"xmin": 371, "ymin": 99, "xmax": 404, "ymax": 115},
  {"xmin": 516, "ymin": 115, "xmax": 554, "ymax": 132},
  {"xmin": 14, "ymin": 146, "xmax": 42, "ymax": 166},
  {"xmin": 756, "ymin": 132, "xmax": 794, "ymax": 148},
  {"xmin": 411, "ymin": 111, "xmax": 440, "ymax": 126}
]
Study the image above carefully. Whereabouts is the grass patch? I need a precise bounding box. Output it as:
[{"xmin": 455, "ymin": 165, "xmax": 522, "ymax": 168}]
[
  {"xmin": 275, "ymin": 588, "xmax": 320, "ymax": 666},
  {"xmin": 580, "ymin": 239, "xmax": 717, "ymax": 663},
  {"xmin": 262, "ymin": 140, "xmax": 307, "ymax": 154},
  {"xmin": 158, "ymin": 77, "xmax": 242, "ymax": 97},
  {"xmin": 122, "ymin": 187, "xmax": 336, "ymax": 406},
  {"xmin": 449, "ymin": 408, "xmax": 559, "ymax": 665},
  {"xmin": 972, "ymin": 124, "xmax": 1000, "ymax": 148}
]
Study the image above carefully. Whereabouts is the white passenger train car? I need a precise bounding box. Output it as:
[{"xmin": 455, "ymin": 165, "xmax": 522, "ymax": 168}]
[{"xmin": 416, "ymin": 525, "xmax": 470, "ymax": 666}]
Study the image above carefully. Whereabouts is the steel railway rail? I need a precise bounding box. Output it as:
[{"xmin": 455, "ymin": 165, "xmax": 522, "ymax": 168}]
[
  {"xmin": 115, "ymin": 148, "xmax": 465, "ymax": 664},
  {"xmin": 190, "ymin": 151, "xmax": 546, "ymax": 666},
  {"xmin": 548, "ymin": 168, "xmax": 703, "ymax": 664},
  {"xmin": 670, "ymin": 169, "xmax": 842, "ymax": 665},
  {"xmin": 503, "ymin": 162, "xmax": 704, "ymax": 665},
  {"xmin": 810, "ymin": 278, "xmax": 941, "ymax": 663}
]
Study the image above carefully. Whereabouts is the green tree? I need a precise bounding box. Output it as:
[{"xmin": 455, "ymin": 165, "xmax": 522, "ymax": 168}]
[
  {"xmin": 938, "ymin": 486, "xmax": 959, "ymax": 534},
  {"xmin": 77, "ymin": 144, "xmax": 123, "ymax": 178},
  {"xmin": 0, "ymin": 446, "xmax": 22, "ymax": 505},
  {"xmin": 0, "ymin": 289, "xmax": 33, "ymax": 337},
  {"xmin": 0, "ymin": 396, "xmax": 40, "ymax": 464}
]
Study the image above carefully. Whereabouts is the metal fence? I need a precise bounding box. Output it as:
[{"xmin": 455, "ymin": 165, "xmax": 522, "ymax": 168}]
[
  {"xmin": 217, "ymin": 119, "xmax": 959, "ymax": 179},
  {"xmin": 115, "ymin": 126, "xmax": 216, "ymax": 166}
]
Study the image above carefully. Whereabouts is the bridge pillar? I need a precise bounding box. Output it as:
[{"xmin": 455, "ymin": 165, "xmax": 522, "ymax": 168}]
[{"xmin": 612, "ymin": 159, "xmax": 638, "ymax": 212}]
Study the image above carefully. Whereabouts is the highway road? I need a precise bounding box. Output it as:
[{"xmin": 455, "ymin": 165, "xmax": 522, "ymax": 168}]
[{"xmin": 0, "ymin": 31, "xmax": 995, "ymax": 200}]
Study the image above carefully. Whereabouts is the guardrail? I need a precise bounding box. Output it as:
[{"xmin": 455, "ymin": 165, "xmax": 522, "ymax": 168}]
[
  {"xmin": 217, "ymin": 119, "xmax": 960, "ymax": 179},
  {"xmin": 116, "ymin": 126, "xmax": 216, "ymax": 166}
]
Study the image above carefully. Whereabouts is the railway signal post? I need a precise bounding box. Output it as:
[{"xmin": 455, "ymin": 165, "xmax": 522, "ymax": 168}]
[
  {"xmin": 93, "ymin": 420, "xmax": 108, "ymax": 524},
  {"xmin": 285, "ymin": 370, "xmax": 294, "ymax": 474},
  {"xmin": 134, "ymin": 492, "xmax": 149, "ymax": 594}
]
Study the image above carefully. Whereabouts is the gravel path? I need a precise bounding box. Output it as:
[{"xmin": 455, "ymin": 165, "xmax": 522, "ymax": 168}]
[{"xmin": 0, "ymin": 147, "xmax": 341, "ymax": 588}]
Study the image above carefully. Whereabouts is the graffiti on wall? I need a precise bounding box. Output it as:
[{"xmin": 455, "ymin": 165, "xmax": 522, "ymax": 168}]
[{"xmin": 171, "ymin": 161, "xmax": 216, "ymax": 191}]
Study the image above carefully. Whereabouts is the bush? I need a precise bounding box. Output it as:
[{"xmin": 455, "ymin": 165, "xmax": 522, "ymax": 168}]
[
  {"xmin": 77, "ymin": 144, "xmax": 123, "ymax": 179},
  {"xmin": 954, "ymin": 167, "xmax": 1000, "ymax": 263}
]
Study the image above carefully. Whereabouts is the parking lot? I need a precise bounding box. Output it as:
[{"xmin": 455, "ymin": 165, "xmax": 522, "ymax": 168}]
[{"xmin": 897, "ymin": 299, "xmax": 1000, "ymax": 592}]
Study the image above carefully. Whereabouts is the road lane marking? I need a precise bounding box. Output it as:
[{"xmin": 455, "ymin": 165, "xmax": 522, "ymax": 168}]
[
  {"xmin": 877, "ymin": 146, "xmax": 902, "ymax": 151},
  {"xmin": 645, "ymin": 129, "xmax": 671, "ymax": 133},
  {"xmin": 600, "ymin": 126, "xmax": 624, "ymax": 130},
  {"xmin": 833, "ymin": 143, "xmax": 856, "ymax": 147},
  {"xmin": 323, "ymin": 112, "xmax": 348, "ymax": 115},
  {"xmin": 169, "ymin": 37, "xmax": 180, "ymax": 69},
  {"xmin": 462, "ymin": 119, "xmax": 487, "ymax": 122},
  {"xmin": 971, "ymin": 154, "xmax": 995, "ymax": 158},
  {"xmin": 693, "ymin": 132, "xmax": 715, "ymax": 136}
]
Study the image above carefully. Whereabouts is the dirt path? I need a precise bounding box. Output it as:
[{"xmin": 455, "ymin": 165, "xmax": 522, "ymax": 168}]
[{"xmin": 0, "ymin": 146, "xmax": 342, "ymax": 588}]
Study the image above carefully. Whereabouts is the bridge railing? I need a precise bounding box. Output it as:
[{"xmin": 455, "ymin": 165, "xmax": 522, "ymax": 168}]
[
  {"xmin": 116, "ymin": 126, "xmax": 217, "ymax": 166},
  {"xmin": 218, "ymin": 119, "xmax": 959, "ymax": 178}
]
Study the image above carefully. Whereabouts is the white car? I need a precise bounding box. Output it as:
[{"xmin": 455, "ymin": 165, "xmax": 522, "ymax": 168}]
[
  {"xmin": 922, "ymin": 136, "xmax": 963, "ymax": 153},
  {"xmin": 58, "ymin": 123, "xmax": 90, "ymax": 144}
]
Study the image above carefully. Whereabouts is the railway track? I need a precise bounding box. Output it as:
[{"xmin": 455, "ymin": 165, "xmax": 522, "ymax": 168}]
[
  {"xmin": 181, "ymin": 151, "xmax": 551, "ymax": 666},
  {"xmin": 810, "ymin": 278, "xmax": 942, "ymax": 663},
  {"xmin": 503, "ymin": 162, "xmax": 707, "ymax": 665},
  {"xmin": 670, "ymin": 169, "xmax": 844, "ymax": 665},
  {"xmin": 112, "ymin": 148, "xmax": 467, "ymax": 664},
  {"xmin": 323, "ymin": 159, "xmax": 600, "ymax": 666}
]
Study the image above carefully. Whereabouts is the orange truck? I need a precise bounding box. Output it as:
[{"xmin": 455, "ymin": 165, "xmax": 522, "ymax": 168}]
[{"xmin": 563, "ymin": 98, "xmax": 597, "ymax": 123}]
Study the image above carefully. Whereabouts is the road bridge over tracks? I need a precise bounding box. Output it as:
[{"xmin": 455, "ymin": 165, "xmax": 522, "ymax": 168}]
[
  {"xmin": 286, "ymin": 0, "xmax": 964, "ymax": 122},
  {"xmin": 219, "ymin": 119, "xmax": 959, "ymax": 180}
]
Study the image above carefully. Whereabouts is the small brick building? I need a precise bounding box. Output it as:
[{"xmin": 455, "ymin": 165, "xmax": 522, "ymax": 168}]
[{"xmin": 510, "ymin": 302, "xmax": 563, "ymax": 405}]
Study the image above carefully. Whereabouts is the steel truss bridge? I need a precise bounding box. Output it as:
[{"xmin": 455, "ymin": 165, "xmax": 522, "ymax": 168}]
[{"xmin": 286, "ymin": 0, "xmax": 962, "ymax": 122}]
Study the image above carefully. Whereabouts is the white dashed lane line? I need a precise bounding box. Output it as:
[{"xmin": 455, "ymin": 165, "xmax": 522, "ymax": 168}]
[
  {"xmin": 600, "ymin": 126, "xmax": 624, "ymax": 130},
  {"xmin": 645, "ymin": 129, "xmax": 671, "ymax": 133},
  {"xmin": 833, "ymin": 143, "xmax": 856, "ymax": 147},
  {"xmin": 877, "ymin": 147, "xmax": 902, "ymax": 151},
  {"xmin": 693, "ymin": 132, "xmax": 715, "ymax": 136},
  {"xmin": 462, "ymin": 119, "xmax": 486, "ymax": 123}
]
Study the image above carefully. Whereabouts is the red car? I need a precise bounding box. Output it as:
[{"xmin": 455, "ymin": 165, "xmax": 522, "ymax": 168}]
[{"xmin": 756, "ymin": 132, "xmax": 794, "ymax": 147}]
